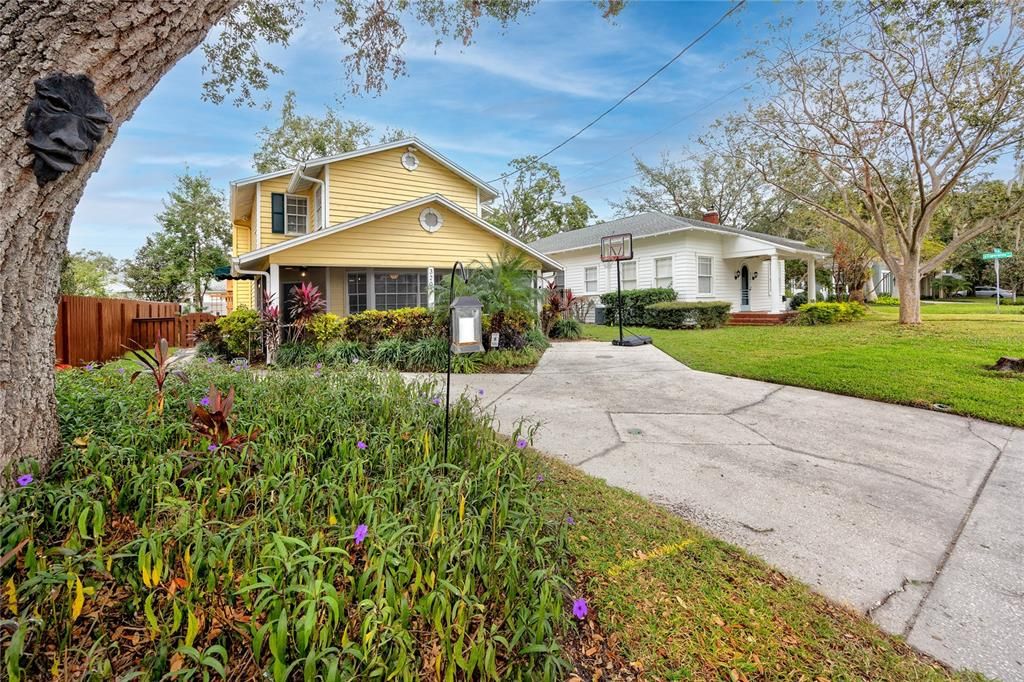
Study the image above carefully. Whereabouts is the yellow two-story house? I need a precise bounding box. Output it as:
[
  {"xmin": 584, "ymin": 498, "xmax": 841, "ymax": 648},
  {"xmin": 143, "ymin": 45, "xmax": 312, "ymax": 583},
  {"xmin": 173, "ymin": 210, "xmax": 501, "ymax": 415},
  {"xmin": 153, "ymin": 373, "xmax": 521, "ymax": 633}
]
[{"xmin": 226, "ymin": 138, "xmax": 561, "ymax": 320}]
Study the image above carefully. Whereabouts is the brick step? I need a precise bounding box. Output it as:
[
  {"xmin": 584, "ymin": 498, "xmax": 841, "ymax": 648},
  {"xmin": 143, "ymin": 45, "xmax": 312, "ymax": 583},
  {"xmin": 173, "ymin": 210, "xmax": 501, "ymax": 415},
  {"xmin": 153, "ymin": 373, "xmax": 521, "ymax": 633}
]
[{"xmin": 726, "ymin": 311, "xmax": 797, "ymax": 326}]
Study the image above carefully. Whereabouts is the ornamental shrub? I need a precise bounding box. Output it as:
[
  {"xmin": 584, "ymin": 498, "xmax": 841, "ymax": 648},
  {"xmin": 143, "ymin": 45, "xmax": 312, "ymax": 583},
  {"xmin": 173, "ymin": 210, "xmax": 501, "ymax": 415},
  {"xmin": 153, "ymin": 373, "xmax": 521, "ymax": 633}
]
[
  {"xmin": 486, "ymin": 308, "xmax": 535, "ymax": 350},
  {"xmin": 192, "ymin": 320, "xmax": 229, "ymax": 359},
  {"xmin": 788, "ymin": 292, "xmax": 808, "ymax": 310},
  {"xmin": 793, "ymin": 301, "xmax": 868, "ymax": 325},
  {"xmin": 406, "ymin": 337, "xmax": 448, "ymax": 371},
  {"xmin": 525, "ymin": 327, "xmax": 550, "ymax": 351},
  {"xmin": 340, "ymin": 307, "xmax": 441, "ymax": 346},
  {"xmin": 644, "ymin": 301, "xmax": 732, "ymax": 329},
  {"xmin": 307, "ymin": 312, "xmax": 344, "ymax": 346},
  {"xmin": 873, "ymin": 295, "xmax": 900, "ymax": 306},
  {"xmin": 550, "ymin": 317, "xmax": 583, "ymax": 339},
  {"xmin": 2, "ymin": 363, "xmax": 570, "ymax": 678},
  {"xmin": 217, "ymin": 306, "xmax": 263, "ymax": 358},
  {"xmin": 372, "ymin": 337, "xmax": 410, "ymax": 368},
  {"xmin": 601, "ymin": 288, "xmax": 676, "ymax": 325}
]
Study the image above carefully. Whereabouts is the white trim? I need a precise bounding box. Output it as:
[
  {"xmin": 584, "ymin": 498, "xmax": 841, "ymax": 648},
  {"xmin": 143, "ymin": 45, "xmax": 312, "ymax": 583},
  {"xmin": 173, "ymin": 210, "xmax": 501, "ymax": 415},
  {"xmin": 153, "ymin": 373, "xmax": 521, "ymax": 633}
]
[
  {"xmin": 231, "ymin": 137, "xmax": 499, "ymax": 200},
  {"xmin": 539, "ymin": 223, "xmax": 830, "ymax": 259},
  {"xmin": 419, "ymin": 207, "xmax": 443, "ymax": 233},
  {"xmin": 401, "ymin": 150, "xmax": 419, "ymax": 171},
  {"xmin": 476, "ymin": 188, "xmax": 482, "ymax": 218},
  {"xmin": 324, "ymin": 164, "xmax": 331, "ymax": 225},
  {"xmin": 284, "ymin": 193, "xmax": 309, "ymax": 235},
  {"xmin": 254, "ymin": 182, "xmax": 262, "ymax": 249},
  {"xmin": 697, "ymin": 254, "xmax": 714, "ymax": 296},
  {"xmin": 238, "ymin": 193, "xmax": 563, "ymax": 271}
]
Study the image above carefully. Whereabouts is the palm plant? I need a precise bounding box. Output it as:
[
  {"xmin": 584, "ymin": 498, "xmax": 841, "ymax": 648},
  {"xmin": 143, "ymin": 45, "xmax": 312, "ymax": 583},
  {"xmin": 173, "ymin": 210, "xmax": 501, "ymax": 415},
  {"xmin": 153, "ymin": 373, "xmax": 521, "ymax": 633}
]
[
  {"xmin": 126, "ymin": 337, "xmax": 188, "ymax": 413},
  {"xmin": 433, "ymin": 250, "xmax": 543, "ymax": 317}
]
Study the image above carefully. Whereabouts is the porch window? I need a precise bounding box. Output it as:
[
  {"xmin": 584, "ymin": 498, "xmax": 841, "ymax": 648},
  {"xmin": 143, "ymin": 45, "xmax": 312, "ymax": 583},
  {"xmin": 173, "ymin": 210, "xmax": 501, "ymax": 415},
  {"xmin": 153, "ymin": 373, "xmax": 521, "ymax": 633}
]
[
  {"xmin": 697, "ymin": 256, "xmax": 713, "ymax": 294},
  {"xmin": 654, "ymin": 257, "xmax": 673, "ymax": 289},
  {"xmin": 347, "ymin": 272, "xmax": 367, "ymax": 313},
  {"xmin": 374, "ymin": 271, "xmax": 429, "ymax": 310},
  {"xmin": 584, "ymin": 266, "xmax": 598, "ymax": 293},
  {"xmin": 285, "ymin": 195, "xmax": 308, "ymax": 235},
  {"xmin": 621, "ymin": 261, "xmax": 637, "ymax": 290}
]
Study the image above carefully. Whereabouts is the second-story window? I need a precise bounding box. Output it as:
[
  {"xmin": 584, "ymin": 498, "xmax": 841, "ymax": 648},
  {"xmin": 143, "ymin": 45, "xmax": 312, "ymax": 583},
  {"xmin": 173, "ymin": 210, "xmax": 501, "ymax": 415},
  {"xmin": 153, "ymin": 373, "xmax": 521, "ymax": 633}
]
[{"xmin": 285, "ymin": 195, "xmax": 308, "ymax": 235}]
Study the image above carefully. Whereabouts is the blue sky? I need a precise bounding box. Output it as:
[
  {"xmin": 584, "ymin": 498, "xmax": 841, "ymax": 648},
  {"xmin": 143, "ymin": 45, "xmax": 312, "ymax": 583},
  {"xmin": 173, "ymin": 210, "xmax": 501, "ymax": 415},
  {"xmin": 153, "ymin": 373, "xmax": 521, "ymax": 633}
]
[{"xmin": 71, "ymin": 1, "xmax": 818, "ymax": 258}]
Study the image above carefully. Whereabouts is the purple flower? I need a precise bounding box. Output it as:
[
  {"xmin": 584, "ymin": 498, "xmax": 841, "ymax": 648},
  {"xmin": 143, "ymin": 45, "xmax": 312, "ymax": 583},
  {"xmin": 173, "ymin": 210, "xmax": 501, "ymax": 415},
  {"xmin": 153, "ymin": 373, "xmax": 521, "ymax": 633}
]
[
  {"xmin": 84, "ymin": 363, "xmax": 95, "ymax": 372},
  {"xmin": 356, "ymin": 440, "xmax": 367, "ymax": 450},
  {"xmin": 572, "ymin": 598, "xmax": 588, "ymax": 620},
  {"xmin": 315, "ymin": 363, "xmax": 323, "ymax": 370},
  {"xmin": 536, "ymin": 474, "xmax": 544, "ymax": 483},
  {"xmin": 516, "ymin": 438, "xmax": 528, "ymax": 449},
  {"xmin": 206, "ymin": 357, "xmax": 215, "ymax": 364},
  {"xmin": 566, "ymin": 515, "xmax": 575, "ymax": 526},
  {"xmin": 118, "ymin": 367, "xmax": 126, "ymax": 375},
  {"xmin": 16, "ymin": 474, "xmax": 33, "ymax": 487},
  {"xmin": 207, "ymin": 444, "xmax": 218, "ymax": 452},
  {"xmin": 477, "ymin": 388, "xmax": 485, "ymax": 396},
  {"xmin": 200, "ymin": 396, "xmax": 211, "ymax": 406},
  {"xmin": 354, "ymin": 524, "xmax": 369, "ymax": 546},
  {"xmin": 313, "ymin": 370, "xmax": 321, "ymax": 378},
  {"xmin": 431, "ymin": 396, "xmax": 441, "ymax": 406}
]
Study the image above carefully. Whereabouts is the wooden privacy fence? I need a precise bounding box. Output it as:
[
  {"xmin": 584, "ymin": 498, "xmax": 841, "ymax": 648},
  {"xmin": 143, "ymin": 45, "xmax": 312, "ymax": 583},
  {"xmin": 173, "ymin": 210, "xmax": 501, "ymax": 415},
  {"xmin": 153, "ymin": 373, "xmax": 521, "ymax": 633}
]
[{"xmin": 55, "ymin": 295, "xmax": 216, "ymax": 366}]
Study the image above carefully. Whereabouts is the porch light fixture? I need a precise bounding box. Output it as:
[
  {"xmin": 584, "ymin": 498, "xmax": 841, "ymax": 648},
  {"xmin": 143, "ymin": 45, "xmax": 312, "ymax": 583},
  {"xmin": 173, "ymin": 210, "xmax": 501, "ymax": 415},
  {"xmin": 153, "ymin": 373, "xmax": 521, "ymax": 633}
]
[
  {"xmin": 752, "ymin": 272, "xmax": 759, "ymax": 280},
  {"xmin": 734, "ymin": 270, "xmax": 741, "ymax": 280},
  {"xmin": 443, "ymin": 262, "xmax": 482, "ymax": 462}
]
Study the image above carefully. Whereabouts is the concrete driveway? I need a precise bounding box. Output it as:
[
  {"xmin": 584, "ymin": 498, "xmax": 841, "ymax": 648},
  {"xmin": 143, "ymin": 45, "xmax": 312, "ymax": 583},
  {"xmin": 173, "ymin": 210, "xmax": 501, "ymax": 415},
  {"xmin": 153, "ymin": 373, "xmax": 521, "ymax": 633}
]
[{"xmin": 410, "ymin": 341, "xmax": 1023, "ymax": 681}]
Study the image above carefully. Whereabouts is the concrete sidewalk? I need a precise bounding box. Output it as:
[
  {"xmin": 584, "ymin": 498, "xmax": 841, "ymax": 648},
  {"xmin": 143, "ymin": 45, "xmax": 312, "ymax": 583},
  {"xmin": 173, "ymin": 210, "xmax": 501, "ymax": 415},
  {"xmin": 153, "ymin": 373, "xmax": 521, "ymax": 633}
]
[{"xmin": 408, "ymin": 341, "xmax": 1023, "ymax": 681}]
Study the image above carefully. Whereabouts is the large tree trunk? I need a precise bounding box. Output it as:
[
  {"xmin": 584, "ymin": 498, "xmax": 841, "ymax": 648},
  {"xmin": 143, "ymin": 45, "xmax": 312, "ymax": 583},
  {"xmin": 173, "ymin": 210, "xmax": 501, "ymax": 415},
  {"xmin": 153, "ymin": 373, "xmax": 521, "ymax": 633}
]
[
  {"xmin": 0, "ymin": 0, "xmax": 239, "ymax": 474},
  {"xmin": 894, "ymin": 258, "xmax": 923, "ymax": 325}
]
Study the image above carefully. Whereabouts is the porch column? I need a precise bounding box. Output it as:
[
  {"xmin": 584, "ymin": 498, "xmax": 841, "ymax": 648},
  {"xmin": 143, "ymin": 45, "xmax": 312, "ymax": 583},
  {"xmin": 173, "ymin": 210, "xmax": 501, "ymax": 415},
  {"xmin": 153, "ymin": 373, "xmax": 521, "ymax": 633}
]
[
  {"xmin": 268, "ymin": 263, "xmax": 281, "ymax": 364},
  {"xmin": 769, "ymin": 255, "xmax": 782, "ymax": 313},
  {"xmin": 806, "ymin": 257, "xmax": 817, "ymax": 302},
  {"xmin": 427, "ymin": 267, "xmax": 435, "ymax": 309}
]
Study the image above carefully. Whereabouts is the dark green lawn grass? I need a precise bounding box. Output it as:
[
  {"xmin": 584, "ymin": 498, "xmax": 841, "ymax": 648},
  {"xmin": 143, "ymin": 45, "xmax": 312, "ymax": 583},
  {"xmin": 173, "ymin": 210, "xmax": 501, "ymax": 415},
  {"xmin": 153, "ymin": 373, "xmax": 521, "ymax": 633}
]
[
  {"xmin": 536, "ymin": 455, "xmax": 984, "ymax": 680},
  {"xmin": 584, "ymin": 300, "xmax": 1024, "ymax": 427}
]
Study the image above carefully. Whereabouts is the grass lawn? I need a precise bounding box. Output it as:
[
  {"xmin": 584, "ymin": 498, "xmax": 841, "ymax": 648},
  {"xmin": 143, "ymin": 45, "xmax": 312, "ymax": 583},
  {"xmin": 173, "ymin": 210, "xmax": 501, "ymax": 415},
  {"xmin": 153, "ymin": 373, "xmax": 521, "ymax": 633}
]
[
  {"xmin": 537, "ymin": 454, "xmax": 982, "ymax": 681},
  {"xmin": 585, "ymin": 299, "xmax": 1024, "ymax": 428}
]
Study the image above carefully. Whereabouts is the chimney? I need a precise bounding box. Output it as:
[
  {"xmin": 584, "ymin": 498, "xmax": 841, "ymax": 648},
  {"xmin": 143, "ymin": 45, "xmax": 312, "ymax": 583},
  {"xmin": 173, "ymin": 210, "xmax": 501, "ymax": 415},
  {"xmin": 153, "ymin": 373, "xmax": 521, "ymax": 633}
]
[{"xmin": 702, "ymin": 210, "xmax": 720, "ymax": 224}]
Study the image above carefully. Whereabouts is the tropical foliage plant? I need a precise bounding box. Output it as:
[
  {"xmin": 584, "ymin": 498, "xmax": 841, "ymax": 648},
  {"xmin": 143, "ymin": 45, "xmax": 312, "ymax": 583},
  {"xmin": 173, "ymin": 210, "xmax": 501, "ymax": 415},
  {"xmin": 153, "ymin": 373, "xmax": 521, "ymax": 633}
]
[
  {"xmin": 288, "ymin": 281, "xmax": 327, "ymax": 339},
  {"xmin": 0, "ymin": 362, "xmax": 572, "ymax": 680},
  {"xmin": 125, "ymin": 337, "xmax": 188, "ymax": 413}
]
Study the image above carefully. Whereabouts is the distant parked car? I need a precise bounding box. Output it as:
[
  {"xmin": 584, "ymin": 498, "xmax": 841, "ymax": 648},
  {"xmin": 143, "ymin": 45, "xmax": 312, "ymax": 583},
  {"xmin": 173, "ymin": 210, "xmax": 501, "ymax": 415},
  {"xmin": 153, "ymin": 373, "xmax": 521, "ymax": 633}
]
[
  {"xmin": 951, "ymin": 289, "xmax": 970, "ymax": 297},
  {"xmin": 973, "ymin": 286, "xmax": 1016, "ymax": 299}
]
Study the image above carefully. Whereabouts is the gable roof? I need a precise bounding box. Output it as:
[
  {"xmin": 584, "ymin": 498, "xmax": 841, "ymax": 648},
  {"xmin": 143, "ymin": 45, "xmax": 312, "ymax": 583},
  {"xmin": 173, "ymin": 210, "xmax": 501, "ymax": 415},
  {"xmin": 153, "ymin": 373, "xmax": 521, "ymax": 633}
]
[
  {"xmin": 529, "ymin": 211, "xmax": 830, "ymax": 257},
  {"xmin": 235, "ymin": 194, "xmax": 563, "ymax": 271},
  {"xmin": 231, "ymin": 138, "xmax": 499, "ymax": 201}
]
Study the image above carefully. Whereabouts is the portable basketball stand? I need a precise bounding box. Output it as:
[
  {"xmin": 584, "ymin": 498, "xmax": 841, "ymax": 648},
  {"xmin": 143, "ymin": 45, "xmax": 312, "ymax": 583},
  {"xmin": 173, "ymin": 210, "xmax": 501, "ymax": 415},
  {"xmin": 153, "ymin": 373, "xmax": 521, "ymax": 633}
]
[{"xmin": 600, "ymin": 233, "xmax": 652, "ymax": 348}]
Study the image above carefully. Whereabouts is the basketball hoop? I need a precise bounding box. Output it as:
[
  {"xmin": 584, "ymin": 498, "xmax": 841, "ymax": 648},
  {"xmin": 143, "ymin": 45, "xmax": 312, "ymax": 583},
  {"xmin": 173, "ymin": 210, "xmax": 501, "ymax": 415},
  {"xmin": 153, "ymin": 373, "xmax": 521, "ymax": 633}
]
[{"xmin": 600, "ymin": 233, "xmax": 633, "ymax": 262}]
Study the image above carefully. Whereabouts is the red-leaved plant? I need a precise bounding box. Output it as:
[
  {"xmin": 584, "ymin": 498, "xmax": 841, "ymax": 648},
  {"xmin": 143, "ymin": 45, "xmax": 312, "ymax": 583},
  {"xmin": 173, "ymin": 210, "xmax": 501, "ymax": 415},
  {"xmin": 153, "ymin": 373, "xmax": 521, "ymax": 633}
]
[
  {"xmin": 541, "ymin": 280, "xmax": 576, "ymax": 336},
  {"xmin": 126, "ymin": 337, "xmax": 188, "ymax": 413},
  {"xmin": 289, "ymin": 281, "xmax": 326, "ymax": 339},
  {"xmin": 187, "ymin": 384, "xmax": 259, "ymax": 451}
]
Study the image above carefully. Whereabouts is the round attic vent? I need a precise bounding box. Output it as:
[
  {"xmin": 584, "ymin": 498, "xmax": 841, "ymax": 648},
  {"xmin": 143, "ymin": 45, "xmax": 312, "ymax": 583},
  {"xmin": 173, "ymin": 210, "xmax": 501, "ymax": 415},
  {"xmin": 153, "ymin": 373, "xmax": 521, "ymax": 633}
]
[
  {"xmin": 401, "ymin": 150, "xmax": 419, "ymax": 171},
  {"xmin": 419, "ymin": 207, "xmax": 443, "ymax": 233}
]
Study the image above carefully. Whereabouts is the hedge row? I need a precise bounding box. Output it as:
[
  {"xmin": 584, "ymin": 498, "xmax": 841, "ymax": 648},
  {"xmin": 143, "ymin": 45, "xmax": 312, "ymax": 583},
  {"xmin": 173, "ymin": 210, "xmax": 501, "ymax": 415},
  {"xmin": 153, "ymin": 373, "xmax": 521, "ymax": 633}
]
[
  {"xmin": 645, "ymin": 301, "xmax": 732, "ymax": 329},
  {"xmin": 600, "ymin": 288, "xmax": 676, "ymax": 325},
  {"xmin": 793, "ymin": 301, "xmax": 868, "ymax": 325}
]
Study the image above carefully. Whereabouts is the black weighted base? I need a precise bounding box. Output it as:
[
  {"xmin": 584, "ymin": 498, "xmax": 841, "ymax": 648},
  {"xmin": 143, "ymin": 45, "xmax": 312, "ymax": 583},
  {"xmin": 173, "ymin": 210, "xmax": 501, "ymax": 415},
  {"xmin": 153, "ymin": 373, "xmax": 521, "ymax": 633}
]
[{"xmin": 612, "ymin": 335, "xmax": 652, "ymax": 347}]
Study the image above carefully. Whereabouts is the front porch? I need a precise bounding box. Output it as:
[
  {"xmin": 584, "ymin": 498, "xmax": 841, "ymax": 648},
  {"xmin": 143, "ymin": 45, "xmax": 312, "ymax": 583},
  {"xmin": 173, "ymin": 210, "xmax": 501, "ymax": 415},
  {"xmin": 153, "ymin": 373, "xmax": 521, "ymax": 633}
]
[{"xmin": 719, "ymin": 251, "xmax": 826, "ymax": 314}]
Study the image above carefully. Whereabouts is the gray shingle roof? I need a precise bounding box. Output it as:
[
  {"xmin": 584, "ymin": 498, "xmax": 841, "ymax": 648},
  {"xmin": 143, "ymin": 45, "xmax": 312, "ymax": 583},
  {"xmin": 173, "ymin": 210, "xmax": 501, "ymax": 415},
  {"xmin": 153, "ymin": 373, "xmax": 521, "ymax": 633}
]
[{"xmin": 528, "ymin": 211, "xmax": 828, "ymax": 256}]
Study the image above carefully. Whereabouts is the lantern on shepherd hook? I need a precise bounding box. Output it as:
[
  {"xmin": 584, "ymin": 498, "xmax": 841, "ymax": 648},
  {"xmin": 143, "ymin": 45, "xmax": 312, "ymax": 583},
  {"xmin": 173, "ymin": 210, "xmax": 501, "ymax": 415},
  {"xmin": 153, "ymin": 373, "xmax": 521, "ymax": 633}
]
[{"xmin": 443, "ymin": 263, "xmax": 483, "ymax": 461}]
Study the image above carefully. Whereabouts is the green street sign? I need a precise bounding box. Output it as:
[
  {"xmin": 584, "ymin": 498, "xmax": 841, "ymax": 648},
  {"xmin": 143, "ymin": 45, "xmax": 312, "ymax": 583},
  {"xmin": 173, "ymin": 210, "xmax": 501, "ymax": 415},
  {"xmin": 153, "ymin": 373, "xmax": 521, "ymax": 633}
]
[{"xmin": 982, "ymin": 250, "xmax": 1013, "ymax": 260}]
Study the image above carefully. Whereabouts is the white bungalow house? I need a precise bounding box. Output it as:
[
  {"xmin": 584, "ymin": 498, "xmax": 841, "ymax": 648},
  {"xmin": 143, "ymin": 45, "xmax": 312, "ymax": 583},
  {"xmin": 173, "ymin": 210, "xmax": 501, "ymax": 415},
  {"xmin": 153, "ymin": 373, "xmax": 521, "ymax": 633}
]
[{"xmin": 530, "ymin": 211, "xmax": 830, "ymax": 322}]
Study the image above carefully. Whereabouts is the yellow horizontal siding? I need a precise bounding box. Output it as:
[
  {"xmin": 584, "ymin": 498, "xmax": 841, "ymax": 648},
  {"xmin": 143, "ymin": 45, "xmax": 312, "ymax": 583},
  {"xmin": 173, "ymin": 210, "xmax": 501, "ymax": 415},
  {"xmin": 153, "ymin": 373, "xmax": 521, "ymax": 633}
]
[
  {"xmin": 255, "ymin": 176, "xmax": 314, "ymax": 249},
  {"xmin": 327, "ymin": 149, "xmax": 478, "ymax": 225},
  {"xmin": 268, "ymin": 203, "xmax": 538, "ymax": 270},
  {"xmin": 327, "ymin": 268, "xmax": 346, "ymax": 316}
]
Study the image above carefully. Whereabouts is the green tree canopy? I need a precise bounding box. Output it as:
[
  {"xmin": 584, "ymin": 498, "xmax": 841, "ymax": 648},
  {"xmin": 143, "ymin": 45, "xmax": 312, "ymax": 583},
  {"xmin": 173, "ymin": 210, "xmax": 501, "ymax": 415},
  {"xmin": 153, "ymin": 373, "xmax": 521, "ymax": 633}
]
[
  {"xmin": 124, "ymin": 171, "xmax": 230, "ymax": 308},
  {"xmin": 489, "ymin": 157, "xmax": 595, "ymax": 243},
  {"xmin": 59, "ymin": 249, "xmax": 121, "ymax": 297}
]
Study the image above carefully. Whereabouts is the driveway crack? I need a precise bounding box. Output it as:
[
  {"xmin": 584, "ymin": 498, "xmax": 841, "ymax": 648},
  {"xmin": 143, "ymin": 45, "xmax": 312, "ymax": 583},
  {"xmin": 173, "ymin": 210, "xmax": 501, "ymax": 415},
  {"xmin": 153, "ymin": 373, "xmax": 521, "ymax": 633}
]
[
  {"xmin": 901, "ymin": 431, "xmax": 1015, "ymax": 638},
  {"xmin": 866, "ymin": 577, "xmax": 932, "ymax": 618},
  {"xmin": 727, "ymin": 385, "xmax": 785, "ymax": 415}
]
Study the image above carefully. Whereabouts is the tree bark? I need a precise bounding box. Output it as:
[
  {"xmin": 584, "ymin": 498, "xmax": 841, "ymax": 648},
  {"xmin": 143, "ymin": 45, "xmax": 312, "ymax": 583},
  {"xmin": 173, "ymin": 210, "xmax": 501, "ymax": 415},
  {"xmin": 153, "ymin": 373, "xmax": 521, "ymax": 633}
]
[
  {"xmin": 0, "ymin": 0, "xmax": 240, "ymax": 473},
  {"xmin": 894, "ymin": 259, "xmax": 923, "ymax": 325}
]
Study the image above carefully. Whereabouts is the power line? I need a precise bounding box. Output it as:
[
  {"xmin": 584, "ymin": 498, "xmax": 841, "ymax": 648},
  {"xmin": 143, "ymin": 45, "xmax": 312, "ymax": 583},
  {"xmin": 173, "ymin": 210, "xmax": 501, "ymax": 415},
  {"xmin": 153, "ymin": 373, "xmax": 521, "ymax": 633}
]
[
  {"xmin": 486, "ymin": 0, "xmax": 747, "ymax": 185},
  {"xmin": 561, "ymin": 1, "xmax": 882, "ymax": 197}
]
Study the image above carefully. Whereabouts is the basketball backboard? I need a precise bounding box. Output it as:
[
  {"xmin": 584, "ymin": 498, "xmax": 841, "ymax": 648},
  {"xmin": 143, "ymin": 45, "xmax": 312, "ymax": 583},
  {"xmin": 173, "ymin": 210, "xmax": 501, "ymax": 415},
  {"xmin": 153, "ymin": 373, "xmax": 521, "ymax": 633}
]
[{"xmin": 600, "ymin": 233, "xmax": 633, "ymax": 262}]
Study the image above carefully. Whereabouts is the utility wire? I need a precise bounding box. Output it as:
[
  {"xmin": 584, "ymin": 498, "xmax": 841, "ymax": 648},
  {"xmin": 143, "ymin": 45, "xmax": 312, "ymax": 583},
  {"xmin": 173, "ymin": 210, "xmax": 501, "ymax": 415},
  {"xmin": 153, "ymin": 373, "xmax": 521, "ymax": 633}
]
[
  {"xmin": 486, "ymin": 0, "xmax": 747, "ymax": 185},
  {"xmin": 561, "ymin": 0, "xmax": 882, "ymax": 197}
]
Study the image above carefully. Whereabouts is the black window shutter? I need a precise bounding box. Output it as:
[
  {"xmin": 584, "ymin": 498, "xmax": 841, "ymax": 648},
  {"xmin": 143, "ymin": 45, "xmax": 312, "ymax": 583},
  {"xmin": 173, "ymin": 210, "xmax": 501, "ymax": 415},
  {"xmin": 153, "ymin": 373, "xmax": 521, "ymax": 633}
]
[{"xmin": 271, "ymin": 193, "xmax": 284, "ymax": 234}]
